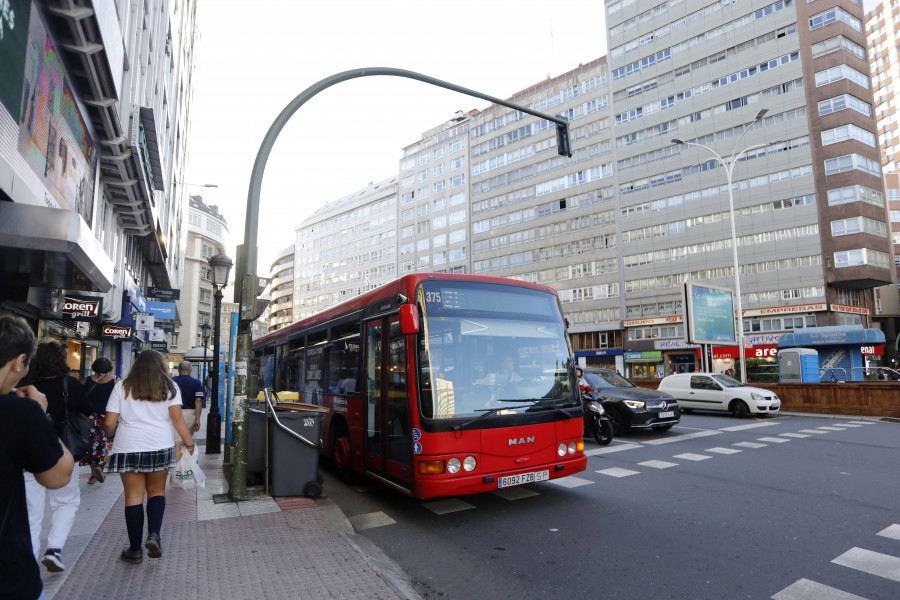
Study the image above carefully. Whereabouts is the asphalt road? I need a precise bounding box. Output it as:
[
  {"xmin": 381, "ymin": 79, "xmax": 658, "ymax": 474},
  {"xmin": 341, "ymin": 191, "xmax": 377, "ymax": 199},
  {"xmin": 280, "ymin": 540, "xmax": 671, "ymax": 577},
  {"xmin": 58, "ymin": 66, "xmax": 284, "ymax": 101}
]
[{"xmin": 320, "ymin": 413, "xmax": 900, "ymax": 600}]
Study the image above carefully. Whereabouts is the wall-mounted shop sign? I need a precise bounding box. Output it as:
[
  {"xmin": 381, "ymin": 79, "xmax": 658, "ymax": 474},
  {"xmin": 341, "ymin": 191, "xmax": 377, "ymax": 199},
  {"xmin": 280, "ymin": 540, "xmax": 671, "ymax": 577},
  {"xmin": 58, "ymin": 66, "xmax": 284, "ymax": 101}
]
[
  {"xmin": 147, "ymin": 287, "xmax": 180, "ymax": 300},
  {"xmin": 623, "ymin": 315, "xmax": 683, "ymax": 327},
  {"xmin": 101, "ymin": 324, "xmax": 133, "ymax": 340},
  {"xmin": 61, "ymin": 295, "xmax": 103, "ymax": 322}
]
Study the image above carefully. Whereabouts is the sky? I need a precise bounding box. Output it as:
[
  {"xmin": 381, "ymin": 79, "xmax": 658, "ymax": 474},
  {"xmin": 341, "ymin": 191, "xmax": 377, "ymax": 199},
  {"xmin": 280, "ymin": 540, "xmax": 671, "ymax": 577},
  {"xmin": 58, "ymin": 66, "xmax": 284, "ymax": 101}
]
[{"xmin": 184, "ymin": 0, "xmax": 608, "ymax": 275}]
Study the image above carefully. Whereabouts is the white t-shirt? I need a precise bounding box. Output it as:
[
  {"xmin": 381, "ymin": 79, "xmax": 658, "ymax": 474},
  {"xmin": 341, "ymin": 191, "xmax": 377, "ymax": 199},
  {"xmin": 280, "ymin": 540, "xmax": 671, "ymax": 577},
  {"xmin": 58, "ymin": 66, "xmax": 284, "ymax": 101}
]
[{"xmin": 106, "ymin": 380, "xmax": 183, "ymax": 453}]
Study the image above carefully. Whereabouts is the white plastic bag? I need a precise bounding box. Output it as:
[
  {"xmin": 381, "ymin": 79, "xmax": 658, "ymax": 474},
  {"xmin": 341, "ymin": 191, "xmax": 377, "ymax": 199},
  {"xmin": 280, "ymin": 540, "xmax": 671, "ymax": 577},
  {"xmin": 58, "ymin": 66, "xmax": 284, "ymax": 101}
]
[
  {"xmin": 171, "ymin": 448, "xmax": 198, "ymax": 489},
  {"xmin": 183, "ymin": 446, "xmax": 205, "ymax": 489}
]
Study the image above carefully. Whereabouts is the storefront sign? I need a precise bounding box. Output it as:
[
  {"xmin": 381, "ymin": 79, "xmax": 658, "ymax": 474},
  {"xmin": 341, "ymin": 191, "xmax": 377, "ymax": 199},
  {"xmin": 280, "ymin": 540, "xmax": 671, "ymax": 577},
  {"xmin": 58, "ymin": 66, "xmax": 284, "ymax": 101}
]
[
  {"xmin": 102, "ymin": 324, "xmax": 133, "ymax": 340},
  {"xmin": 861, "ymin": 345, "xmax": 884, "ymax": 355},
  {"xmin": 654, "ymin": 340, "xmax": 699, "ymax": 350},
  {"xmin": 624, "ymin": 351, "xmax": 663, "ymax": 362},
  {"xmin": 832, "ymin": 303, "xmax": 870, "ymax": 315},
  {"xmin": 742, "ymin": 303, "xmax": 827, "ymax": 317},
  {"xmin": 150, "ymin": 341, "xmax": 168, "ymax": 353},
  {"xmin": 623, "ymin": 315, "xmax": 683, "ymax": 327},
  {"xmin": 145, "ymin": 301, "xmax": 176, "ymax": 320},
  {"xmin": 61, "ymin": 295, "xmax": 103, "ymax": 322},
  {"xmin": 574, "ymin": 349, "xmax": 624, "ymax": 357},
  {"xmin": 148, "ymin": 287, "xmax": 181, "ymax": 300},
  {"xmin": 712, "ymin": 345, "xmax": 779, "ymax": 359},
  {"xmin": 136, "ymin": 314, "xmax": 155, "ymax": 331}
]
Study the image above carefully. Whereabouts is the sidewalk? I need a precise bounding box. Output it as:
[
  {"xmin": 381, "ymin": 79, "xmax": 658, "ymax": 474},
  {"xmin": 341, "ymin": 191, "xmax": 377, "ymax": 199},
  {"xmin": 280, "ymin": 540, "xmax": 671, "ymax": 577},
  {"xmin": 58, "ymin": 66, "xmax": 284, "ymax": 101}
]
[{"xmin": 36, "ymin": 431, "xmax": 420, "ymax": 600}]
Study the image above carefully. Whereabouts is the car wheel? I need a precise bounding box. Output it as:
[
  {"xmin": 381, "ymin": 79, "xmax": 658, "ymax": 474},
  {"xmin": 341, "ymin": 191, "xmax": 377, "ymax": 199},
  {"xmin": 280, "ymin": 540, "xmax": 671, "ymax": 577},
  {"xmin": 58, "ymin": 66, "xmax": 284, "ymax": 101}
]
[
  {"xmin": 652, "ymin": 424, "xmax": 673, "ymax": 432},
  {"xmin": 730, "ymin": 399, "xmax": 750, "ymax": 418},
  {"xmin": 606, "ymin": 406, "xmax": 626, "ymax": 436}
]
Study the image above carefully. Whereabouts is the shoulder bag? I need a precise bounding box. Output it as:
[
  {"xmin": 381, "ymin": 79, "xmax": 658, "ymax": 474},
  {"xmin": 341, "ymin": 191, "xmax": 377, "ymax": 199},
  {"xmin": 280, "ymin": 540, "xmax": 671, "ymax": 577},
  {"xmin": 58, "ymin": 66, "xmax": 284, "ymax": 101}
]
[{"xmin": 61, "ymin": 377, "xmax": 93, "ymax": 462}]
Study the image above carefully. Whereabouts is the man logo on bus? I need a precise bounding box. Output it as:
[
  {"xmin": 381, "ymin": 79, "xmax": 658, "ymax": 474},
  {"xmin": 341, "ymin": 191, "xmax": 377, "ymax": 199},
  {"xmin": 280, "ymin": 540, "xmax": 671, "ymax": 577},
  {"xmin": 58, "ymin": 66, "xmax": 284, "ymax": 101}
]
[{"xmin": 509, "ymin": 436, "xmax": 535, "ymax": 446}]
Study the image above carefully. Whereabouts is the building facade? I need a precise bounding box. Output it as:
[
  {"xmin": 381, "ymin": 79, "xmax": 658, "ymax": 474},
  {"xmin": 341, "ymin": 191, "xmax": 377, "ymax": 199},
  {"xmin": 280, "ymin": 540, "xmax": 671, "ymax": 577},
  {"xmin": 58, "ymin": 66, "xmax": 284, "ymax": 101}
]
[
  {"xmin": 0, "ymin": 0, "xmax": 199, "ymax": 376},
  {"xmin": 606, "ymin": 0, "xmax": 894, "ymax": 374},
  {"xmin": 292, "ymin": 177, "xmax": 398, "ymax": 320},
  {"xmin": 267, "ymin": 244, "xmax": 294, "ymax": 333},
  {"xmin": 173, "ymin": 194, "xmax": 230, "ymax": 356}
]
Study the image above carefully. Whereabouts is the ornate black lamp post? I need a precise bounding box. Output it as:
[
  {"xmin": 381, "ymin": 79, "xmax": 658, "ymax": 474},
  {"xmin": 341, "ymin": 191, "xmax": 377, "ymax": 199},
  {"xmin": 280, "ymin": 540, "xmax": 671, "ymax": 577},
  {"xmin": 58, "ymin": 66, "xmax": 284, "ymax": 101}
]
[
  {"xmin": 200, "ymin": 323, "xmax": 211, "ymax": 385},
  {"xmin": 206, "ymin": 253, "xmax": 232, "ymax": 454}
]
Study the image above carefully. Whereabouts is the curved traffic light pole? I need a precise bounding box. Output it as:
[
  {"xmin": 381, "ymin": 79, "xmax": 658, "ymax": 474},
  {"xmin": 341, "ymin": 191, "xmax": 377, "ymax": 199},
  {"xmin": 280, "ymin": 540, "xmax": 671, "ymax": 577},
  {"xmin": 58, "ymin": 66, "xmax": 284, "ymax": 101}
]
[{"xmin": 229, "ymin": 67, "xmax": 572, "ymax": 500}]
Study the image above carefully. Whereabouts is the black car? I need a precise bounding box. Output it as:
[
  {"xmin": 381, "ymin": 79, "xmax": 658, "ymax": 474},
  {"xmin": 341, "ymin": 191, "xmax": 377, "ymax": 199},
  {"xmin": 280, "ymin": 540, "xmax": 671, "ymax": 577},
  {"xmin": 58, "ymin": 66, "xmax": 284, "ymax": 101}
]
[{"xmin": 582, "ymin": 368, "xmax": 680, "ymax": 435}]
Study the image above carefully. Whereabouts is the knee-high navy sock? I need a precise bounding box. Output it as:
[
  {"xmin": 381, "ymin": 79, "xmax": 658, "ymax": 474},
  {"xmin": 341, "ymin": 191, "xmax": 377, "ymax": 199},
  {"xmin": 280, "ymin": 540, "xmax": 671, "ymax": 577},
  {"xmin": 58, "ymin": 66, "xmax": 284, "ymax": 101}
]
[
  {"xmin": 146, "ymin": 495, "xmax": 166, "ymax": 536},
  {"xmin": 124, "ymin": 504, "xmax": 144, "ymax": 551}
]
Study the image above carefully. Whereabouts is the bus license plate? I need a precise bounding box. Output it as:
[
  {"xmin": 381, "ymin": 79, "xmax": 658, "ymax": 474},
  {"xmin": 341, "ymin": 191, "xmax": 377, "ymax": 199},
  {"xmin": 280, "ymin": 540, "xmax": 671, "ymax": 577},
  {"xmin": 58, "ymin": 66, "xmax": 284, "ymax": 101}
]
[
  {"xmin": 659, "ymin": 411, "xmax": 674, "ymax": 418},
  {"xmin": 498, "ymin": 470, "xmax": 550, "ymax": 488}
]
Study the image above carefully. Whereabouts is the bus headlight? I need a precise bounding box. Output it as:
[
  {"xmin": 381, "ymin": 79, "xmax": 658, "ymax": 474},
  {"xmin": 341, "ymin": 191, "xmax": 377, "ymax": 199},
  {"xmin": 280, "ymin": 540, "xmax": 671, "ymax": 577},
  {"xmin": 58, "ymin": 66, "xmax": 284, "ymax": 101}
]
[
  {"xmin": 558, "ymin": 443, "xmax": 567, "ymax": 457},
  {"xmin": 447, "ymin": 457, "xmax": 461, "ymax": 474},
  {"xmin": 463, "ymin": 456, "xmax": 477, "ymax": 472},
  {"xmin": 568, "ymin": 441, "xmax": 577, "ymax": 455}
]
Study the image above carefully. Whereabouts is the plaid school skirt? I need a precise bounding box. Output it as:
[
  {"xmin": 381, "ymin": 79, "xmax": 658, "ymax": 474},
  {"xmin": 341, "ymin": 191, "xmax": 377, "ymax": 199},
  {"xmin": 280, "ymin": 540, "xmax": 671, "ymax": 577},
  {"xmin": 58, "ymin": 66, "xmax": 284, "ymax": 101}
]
[{"xmin": 106, "ymin": 448, "xmax": 176, "ymax": 473}]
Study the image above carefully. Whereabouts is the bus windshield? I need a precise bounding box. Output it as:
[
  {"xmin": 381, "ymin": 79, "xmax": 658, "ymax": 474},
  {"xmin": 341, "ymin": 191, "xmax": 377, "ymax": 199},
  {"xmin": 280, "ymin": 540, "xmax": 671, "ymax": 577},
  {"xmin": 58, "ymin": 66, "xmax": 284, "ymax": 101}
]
[{"xmin": 416, "ymin": 280, "xmax": 578, "ymax": 420}]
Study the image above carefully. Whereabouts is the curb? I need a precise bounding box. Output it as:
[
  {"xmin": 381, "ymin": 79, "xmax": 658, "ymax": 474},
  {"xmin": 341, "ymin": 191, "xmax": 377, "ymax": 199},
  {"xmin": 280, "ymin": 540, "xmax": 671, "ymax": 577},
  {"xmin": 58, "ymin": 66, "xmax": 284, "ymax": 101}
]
[
  {"xmin": 778, "ymin": 411, "xmax": 897, "ymax": 423},
  {"xmin": 316, "ymin": 497, "xmax": 423, "ymax": 600}
]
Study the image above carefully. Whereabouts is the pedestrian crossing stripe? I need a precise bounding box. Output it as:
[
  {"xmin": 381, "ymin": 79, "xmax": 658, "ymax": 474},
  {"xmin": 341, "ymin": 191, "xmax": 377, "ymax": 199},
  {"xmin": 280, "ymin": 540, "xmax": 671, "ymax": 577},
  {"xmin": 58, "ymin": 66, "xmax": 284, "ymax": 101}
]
[
  {"xmin": 832, "ymin": 547, "xmax": 900, "ymax": 583},
  {"xmin": 772, "ymin": 578, "xmax": 867, "ymax": 600}
]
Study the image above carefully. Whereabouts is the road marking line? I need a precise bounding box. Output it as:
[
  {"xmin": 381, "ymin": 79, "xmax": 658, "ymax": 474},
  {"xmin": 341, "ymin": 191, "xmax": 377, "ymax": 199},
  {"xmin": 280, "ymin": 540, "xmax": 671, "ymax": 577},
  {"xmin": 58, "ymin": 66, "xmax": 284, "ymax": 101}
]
[
  {"xmin": 422, "ymin": 499, "xmax": 476, "ymax": 515},
  {"xmin": 585, "ymin": 443, "xmax": 642, "ymax": 456},
  {"xmin": 771, "ymin": 578, "xmax": 868, "ymax": 600},
  {"xmin": 733, "ymin": 441, "xmax": 767, "ymax": 448},
  {"xmin": 349, "ymin": 511, "xmax": 396, "ymax": 530},
  {"xmin": 638, "ymin": 460, "xmax": 679, "ymax": 469},
  {"xmin": 847, "ymin": 421, "xmax": 875, "ymax": 425},
  {"xmin": 798, "ymin": 429, "xmax": 829, "ymax": 435},
  {"xmin": 705, "ymin": 447, "xmax": 742, "ymax": 454},
  {"xmin": 835, "ymin": 423, "xmax": 862, "ymax": 427},
  {"xmin": 596, "ymin": 467, "xmax": 640, "ymax": 478},
  {"xmin": 779, "ymin": 433, "xmax": 811, "ymax": 438},
  {"xmin": 720, "ymin": 422, "xmax": 781, "ymax": 432},
  {"xmin": 758, "ymin": 436, "xmax": 791, "ymax": 443},
  {"xmin": 817, "ymin": 426, "xmax": 848, "ymax": 431},
  {"xmin": 877, "ymin": 524, "xmax": 900, "ymax": 541},
  {"xmin": 832, "ymin": 547, "xmax": 900, "ymax": 583},
  {"xmin": 673, "ymin": 453, "xmax": 711, "ymax": 461},
  {"xmin": 642, "ymin": 430, "xmax": 721, "ymax": 445},
  {"xmin": 547, "ymin": 475, "xmax": 594, "ymax": 488},
  {"xmin": 492, "ymin": 487, "xmax": 540, "ymax": 501}
]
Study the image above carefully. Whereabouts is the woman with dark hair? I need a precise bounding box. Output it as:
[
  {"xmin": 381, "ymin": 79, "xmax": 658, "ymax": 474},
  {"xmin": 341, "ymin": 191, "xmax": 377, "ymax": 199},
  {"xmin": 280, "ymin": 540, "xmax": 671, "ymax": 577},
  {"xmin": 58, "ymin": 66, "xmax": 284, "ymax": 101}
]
[
  {"xmin": 24, "ymin": 341, "xmax": 91, "ymax": 573},
  {"xmin": 104, "ymin": 350, "xmax": 195, "ymax": 564},
  {"xmin": 82, "ymin": 356, "xmax": 117, "ymax": 484}
]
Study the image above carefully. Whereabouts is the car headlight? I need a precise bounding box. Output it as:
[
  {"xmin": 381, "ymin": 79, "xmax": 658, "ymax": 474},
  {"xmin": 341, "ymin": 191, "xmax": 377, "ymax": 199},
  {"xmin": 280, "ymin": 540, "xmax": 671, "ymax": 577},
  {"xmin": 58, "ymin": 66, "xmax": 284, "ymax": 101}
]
[
  {"xmin": 447, "ymin": 457, "xmax": 461, "ymax": 474},
  {"xmin": 463, "ymin": 456, "xmax": 477, "ymax": 472},
  {"xmin": 624, "ymin": 400, "xmax": 645, "ymax": 409},
  {"xmin": 751, "ymin": 392, "xmax": 764, "ymax": 401}
]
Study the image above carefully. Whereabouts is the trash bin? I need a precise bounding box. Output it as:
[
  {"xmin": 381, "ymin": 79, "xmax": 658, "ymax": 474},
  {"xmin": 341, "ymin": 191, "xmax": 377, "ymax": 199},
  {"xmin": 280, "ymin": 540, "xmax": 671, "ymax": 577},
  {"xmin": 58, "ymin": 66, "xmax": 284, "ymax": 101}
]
[
  {"xmin": 268, "ymin": 403, "xmax": 327, "ymax": 498},
  {"xmin": 247, "ymin": 406, "xmax": 267, "ymax": 476}
]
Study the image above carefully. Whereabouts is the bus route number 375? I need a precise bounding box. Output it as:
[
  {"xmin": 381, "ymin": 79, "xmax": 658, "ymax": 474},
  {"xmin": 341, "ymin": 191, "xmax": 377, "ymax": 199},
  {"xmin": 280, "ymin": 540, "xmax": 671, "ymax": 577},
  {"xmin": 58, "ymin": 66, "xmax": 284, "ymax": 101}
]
[{"xmin": 425, "ymin": 291, "xmax": 442, "ymax": 304}]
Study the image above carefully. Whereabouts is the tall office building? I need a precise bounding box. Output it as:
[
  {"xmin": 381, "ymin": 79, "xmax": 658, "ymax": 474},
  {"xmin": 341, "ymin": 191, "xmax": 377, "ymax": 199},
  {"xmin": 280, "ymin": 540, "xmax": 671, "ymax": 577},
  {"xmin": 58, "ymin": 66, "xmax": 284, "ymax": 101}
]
[
  {"xmin": 606, "ymin": 0, "xmax": 894, "ymax": 374},
  {"xmin": 0, "ymin": 1, "xmax": 199, "ymax": 376},
  {"xmin": 866, "ymin": 0, "xmax": 900, "ymax": 173},
  {"xmin": 267, "ymin": 244, "xmax": 295, "ymax": 333},
  {"xmin": 293, "ymin": 177, "xmax": 399, "ymax": 320}
]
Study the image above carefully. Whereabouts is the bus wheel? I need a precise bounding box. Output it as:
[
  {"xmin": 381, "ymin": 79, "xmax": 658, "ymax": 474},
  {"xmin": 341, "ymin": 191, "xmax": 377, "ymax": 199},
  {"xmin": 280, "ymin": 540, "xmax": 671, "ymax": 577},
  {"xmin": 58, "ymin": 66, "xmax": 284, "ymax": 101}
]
[{"xmin": 333, "ymin": 435, "xmax": 352, "ymax": 469}]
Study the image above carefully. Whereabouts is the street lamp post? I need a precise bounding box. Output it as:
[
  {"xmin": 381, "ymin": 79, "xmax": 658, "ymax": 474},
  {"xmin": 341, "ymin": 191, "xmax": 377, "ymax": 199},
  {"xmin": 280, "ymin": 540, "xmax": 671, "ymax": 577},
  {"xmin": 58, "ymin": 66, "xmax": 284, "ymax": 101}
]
[
  {"xmin": 672, "ymin": 109, "xmax": 777, "ymax": 384},
  {"xmin": 206, "ymin": 253, "xmax": 233, "ymax": 454},
  {"xmin": 200, "ymin": 323, "xmax": 211, "ymax": 385}
]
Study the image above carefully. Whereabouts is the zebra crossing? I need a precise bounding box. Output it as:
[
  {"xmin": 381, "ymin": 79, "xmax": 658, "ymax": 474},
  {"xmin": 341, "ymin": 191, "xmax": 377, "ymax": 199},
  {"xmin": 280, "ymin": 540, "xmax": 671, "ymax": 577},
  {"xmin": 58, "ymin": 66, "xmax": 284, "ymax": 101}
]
[
  {"xmin": 349, "ymin": 419, "xmax": 877, "ymax": 521},
  {"xmin": 772, "ymin": 523, "xmax": 900, "ymax": 599}
]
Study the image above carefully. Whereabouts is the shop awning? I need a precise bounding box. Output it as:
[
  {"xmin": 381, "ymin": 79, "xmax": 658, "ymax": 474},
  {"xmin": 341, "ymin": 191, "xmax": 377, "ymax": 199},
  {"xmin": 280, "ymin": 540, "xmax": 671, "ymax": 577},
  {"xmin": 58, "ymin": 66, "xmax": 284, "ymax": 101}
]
[
  {"xmin": 0, "ymin": 203, "xmax": 115, "ymax": 293},
  {"xmin": 778, "ymin": 326, "xmax": 885, "ymax": 347}
]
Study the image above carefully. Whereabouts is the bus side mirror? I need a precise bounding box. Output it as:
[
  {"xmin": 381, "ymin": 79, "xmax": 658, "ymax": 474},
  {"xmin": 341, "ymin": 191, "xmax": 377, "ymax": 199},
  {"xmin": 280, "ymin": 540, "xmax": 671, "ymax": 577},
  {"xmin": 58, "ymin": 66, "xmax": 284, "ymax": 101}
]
[{"xmin": 400, "ymin": 304, "xmax": 419, "ymax": 335}]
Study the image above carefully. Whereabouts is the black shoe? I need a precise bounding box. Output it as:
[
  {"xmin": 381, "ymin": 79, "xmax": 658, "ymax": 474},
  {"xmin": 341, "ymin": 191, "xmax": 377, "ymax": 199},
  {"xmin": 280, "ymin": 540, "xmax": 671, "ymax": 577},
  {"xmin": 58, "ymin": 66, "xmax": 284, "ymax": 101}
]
[
  {"xmin": 145, "ymin": 533, "xmax": 161, "ymax": 558},
  {"xmin": 41, "ymin": 548, "xmax": 64, "ymax": 572},
  {"xmin": 120, "ymin": 547, "xmax": 143, "ymax": 565}
]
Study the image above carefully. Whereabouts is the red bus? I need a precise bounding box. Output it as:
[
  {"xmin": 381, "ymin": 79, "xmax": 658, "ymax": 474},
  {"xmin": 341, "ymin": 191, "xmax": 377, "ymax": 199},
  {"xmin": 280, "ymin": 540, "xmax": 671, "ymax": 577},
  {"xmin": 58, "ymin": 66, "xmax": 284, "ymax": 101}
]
[{"xmin": 251, "ymin": 273, "xmax": 587, "ymax": 499}]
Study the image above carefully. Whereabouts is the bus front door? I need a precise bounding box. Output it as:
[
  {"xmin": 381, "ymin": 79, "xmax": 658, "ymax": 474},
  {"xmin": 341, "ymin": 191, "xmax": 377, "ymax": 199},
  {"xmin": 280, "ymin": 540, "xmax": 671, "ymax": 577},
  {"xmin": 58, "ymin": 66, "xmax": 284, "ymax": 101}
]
[{"xmin": 364, "ymin": 317, "xmax": 412, "ymax": 490}]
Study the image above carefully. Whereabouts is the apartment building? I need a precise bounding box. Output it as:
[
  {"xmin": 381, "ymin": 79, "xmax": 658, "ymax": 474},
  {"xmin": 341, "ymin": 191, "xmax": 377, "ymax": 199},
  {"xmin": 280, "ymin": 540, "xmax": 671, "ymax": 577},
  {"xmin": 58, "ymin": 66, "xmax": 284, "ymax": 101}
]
[
  {"xmin": 0, "ymin": 1, "xmax": 199, "ymax": 376},
  {"xmin": 268, "ymin": 244, "xmax": 295, "ymax": 333},
  {"xmin": 606, "ymin": 0, "xmax": 894, "ymax": 374},
  {"xmin": 866, "ymin": 0, "xmax": 900, "ymax": 173},
  {"xmin": 293, "ymin": 177, "xmax": 399, "ymax": 320}
]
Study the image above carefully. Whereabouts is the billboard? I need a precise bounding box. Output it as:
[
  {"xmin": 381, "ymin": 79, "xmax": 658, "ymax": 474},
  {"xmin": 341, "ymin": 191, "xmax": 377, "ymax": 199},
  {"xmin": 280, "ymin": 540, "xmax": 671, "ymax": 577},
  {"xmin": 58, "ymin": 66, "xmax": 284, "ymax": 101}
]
[
  {"xmin": 13, "ymin": 3, "xmax": 97, "ymax": 225},
  {"xmin": 0, "ymin": 0, "xmax": 31, "ymax": 121},
  {"xmin": 684, "ymin": 283, "xmax": 736, "ymax": 345}
]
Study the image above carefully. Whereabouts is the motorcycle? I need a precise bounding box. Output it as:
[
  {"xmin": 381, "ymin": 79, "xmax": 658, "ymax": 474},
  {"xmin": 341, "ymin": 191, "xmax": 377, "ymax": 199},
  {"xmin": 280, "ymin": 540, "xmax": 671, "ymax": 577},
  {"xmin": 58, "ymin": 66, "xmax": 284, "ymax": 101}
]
[{"xmin": 582, "ymin": 390, "xmax": 613, "ymax": 446}]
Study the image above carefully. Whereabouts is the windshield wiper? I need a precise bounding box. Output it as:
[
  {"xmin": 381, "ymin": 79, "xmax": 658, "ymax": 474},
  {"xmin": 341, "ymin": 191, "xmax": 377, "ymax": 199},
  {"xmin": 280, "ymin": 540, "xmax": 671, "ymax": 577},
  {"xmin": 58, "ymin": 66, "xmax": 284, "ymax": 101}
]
[
  {"xmin": 526, "ymin": 398, "xmax": 577, "ymax": 418},
  {"xmin": 453, "ymin": 407, "xmax": 511, "ymax": 431}
]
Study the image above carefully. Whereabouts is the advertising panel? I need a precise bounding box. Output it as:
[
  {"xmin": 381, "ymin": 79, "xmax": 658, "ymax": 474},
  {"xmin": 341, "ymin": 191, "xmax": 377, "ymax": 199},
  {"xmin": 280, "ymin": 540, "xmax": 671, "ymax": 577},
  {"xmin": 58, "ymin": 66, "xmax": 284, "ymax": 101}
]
[
  {"xmin": 0, "ymin": 0, "xmax": 31, "ymax": 121},
  {"xmin": 684, "ymin": 283, "xmax": 736, "ymax": 345},
  {"xmin": 15, "ymin": 3, "xmax": 97, "ymax": 224},
  {"xmin": 61, "ymin": 294, "xmax": 103, "ymax": 322}
]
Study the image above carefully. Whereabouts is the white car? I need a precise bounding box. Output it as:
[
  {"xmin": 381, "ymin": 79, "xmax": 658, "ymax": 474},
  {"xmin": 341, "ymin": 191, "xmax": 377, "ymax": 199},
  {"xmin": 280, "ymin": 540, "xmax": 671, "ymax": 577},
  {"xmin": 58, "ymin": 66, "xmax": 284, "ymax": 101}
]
[{"xmin": 656, "ymin": 373, "xmax": 781, "ymax": 418}]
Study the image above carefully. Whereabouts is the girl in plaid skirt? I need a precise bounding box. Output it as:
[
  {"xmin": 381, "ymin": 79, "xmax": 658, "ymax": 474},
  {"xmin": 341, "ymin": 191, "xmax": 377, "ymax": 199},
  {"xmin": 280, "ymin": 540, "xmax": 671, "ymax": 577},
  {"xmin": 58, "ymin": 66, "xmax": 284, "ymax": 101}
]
[{"xmin": 103, "ymin": 350, "xmax": 195, "ymax": 564}]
